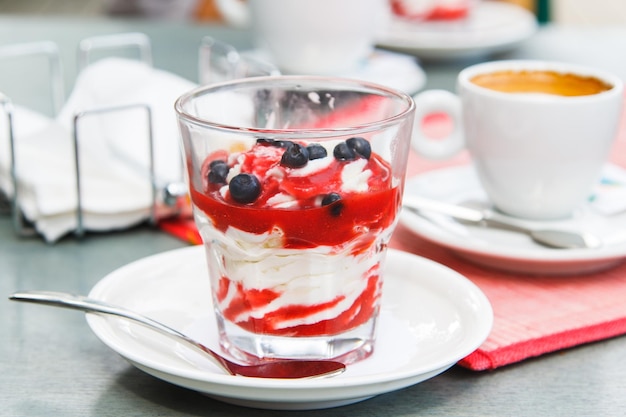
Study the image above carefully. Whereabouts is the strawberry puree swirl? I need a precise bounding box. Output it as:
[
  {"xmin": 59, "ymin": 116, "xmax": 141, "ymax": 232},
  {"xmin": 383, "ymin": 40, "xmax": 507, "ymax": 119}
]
[{"xmin": 191, "ymin": 138, "xmax": 399, "ymax": 337}]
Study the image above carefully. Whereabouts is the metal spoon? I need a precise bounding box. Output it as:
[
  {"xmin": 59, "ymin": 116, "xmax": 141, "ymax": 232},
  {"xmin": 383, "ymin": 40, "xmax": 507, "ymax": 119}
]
[
  {"xmin": 402, "ymin": 195, "xmax": 603, "ymax": 249},
  {"xmin": 9, "ymin": 291, "xmax": 346, "ymax": 379}
]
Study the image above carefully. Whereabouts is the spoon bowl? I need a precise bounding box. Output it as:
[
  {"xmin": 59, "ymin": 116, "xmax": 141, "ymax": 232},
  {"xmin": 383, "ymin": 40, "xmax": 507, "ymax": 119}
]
[{"xmin": 9, "ymin": 291, "xmax": 346, "ymax": 379}]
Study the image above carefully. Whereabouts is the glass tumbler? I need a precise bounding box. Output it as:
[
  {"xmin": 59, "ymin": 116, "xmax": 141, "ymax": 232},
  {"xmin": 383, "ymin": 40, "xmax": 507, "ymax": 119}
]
[{"xmin": 175, "ymin": 76, "xmax": 415, "ymax": 364}]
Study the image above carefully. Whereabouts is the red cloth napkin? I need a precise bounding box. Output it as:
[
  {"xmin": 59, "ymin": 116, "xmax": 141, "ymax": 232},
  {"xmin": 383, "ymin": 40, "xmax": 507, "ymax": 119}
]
[
  {"xmin": 391, "ymin": 222, "xmax": 626, "ymax": 370},
  {"xmin": 160, "ymin": 98, "xmax": 626, "ymax": 371}
]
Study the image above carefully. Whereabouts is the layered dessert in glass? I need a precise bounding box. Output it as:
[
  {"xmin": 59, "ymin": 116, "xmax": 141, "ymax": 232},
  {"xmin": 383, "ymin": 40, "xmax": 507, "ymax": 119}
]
[{"xmin": 176, "ymin": 77, "xmax": 414, "ymax": 364}]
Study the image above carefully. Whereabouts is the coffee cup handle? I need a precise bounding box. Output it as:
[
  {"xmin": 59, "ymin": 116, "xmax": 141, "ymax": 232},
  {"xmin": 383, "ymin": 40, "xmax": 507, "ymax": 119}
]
[
  {"xmin": 215, "ymin": 0, "xmax": 250, "ymax": 28},
  {"xmin": 411, "ymin": 90, "xmax": 465, "ymax": 159}
]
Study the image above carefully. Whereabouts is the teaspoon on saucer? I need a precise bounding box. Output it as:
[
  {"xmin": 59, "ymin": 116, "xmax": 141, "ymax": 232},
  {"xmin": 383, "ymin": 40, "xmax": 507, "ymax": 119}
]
[
  {"xmin": 9, "ymin": 291, "xmax": 346, "ymax": 379},
  {"xmin": 402, "ymin": 195, "xmax": 603, "ymax": 249}
]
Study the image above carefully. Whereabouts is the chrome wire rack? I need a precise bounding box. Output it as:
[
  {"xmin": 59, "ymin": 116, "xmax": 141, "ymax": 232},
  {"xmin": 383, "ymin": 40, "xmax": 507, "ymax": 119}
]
[
  {"xmin": 0, "ymin": 33, "xmax": 279, "ymax": 240},
  {"xmin": 0, "ymin": 33, "xmax": 156, "ymax": 238}
]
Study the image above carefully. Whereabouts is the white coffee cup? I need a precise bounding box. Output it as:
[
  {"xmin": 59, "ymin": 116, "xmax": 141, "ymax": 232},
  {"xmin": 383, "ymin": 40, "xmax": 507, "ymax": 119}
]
[
  {"xmin": 412, "ymin": 60, "xmax": 623, "ymax": 220},
  {"xmin": 215, "ymin": 0, "xmax": 389, "ymax": 75}
]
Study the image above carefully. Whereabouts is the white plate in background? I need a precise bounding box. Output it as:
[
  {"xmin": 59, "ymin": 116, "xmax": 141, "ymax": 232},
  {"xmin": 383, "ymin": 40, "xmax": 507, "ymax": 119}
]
[
  {"xmin": 244, "ymin": 48, "xmax": 427, "ymax": 94},
  {"xmin": 377, "ymin": 1, "xmax": 538, "ymax": 60}
]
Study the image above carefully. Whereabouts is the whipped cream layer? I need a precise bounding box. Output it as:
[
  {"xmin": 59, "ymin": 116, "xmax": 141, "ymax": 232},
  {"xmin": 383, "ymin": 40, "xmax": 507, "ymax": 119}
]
[
  {"xmin": 198, "ymin": 221, "xmax": 391, "ymax": 334},
  {"xmin": 191, "ymin": 136, "xmax": 398, "ymax": 337}
]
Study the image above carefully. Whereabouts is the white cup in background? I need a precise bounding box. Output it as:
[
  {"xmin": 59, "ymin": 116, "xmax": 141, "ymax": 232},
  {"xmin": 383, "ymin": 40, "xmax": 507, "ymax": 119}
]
[
  {"xmin": 412, "ymin": 60, "xmax": 623, "ymax": 220},
  {"xmin": 215, "ymin": 0, "xmax": 389, "ymax": 75}
]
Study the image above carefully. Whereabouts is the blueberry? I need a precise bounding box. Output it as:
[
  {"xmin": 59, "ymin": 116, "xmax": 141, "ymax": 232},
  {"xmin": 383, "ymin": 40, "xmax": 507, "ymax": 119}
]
[
  {"xmin": 279, "ymin": 140, "xmax": 296, "ymax": 149},
  {"xmin": 281, "ymin": 143, "xmax": 309, "ymax": 168},
  {"xmin": 321, "ymin": 193, "xmax": 341, "ymax": 205},
  {"xmin": 256, "ymin": 138, "xmax": 294, "ymax": 148},
  {"xmin": 208, "ymin": 160, "xmax": 229, "ymax": 184},
  {"xmin": 256, "ymin": 137, "xmax": 276, "ymax": 146},
  {"xmin": 333, "ymin": 142, "xmax": 357, "ymax": 161},
  {"xmin": 229, "ymin": 173, "xmax": 261, "ymax": 204},
  {"xmin": 346, "ymin": 137, "xmax": 371, "ymax": 159},
  {"xmin": 321, "ymin": 193, "xmax": 343, "ymax": 216},
  {"xmin": 306, "ymin": 144, "xmax": 327, "ymax": 160}
]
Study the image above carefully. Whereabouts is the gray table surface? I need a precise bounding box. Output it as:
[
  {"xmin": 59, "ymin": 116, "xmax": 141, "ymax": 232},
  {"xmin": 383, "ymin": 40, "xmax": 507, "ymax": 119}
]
[{"xmin": 2, "ymin": 16, "xmax": 626, "ymax": 416}]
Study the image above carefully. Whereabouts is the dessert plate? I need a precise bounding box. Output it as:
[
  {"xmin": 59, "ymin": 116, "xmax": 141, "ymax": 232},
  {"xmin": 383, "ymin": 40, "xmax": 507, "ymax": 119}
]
[
  {"xmin": 401, "ymin": 165, "xmax": 626, "ymax": 275},
  {"xmin": 244, "ymin": 48, "xmax": 426, "ymax": 94},
  {"xmin": 376, "ymin": 1, "xmax": 538, "ymax": 60},
  {"xmin": 86, "ymin": 246, "xmax": 492, "ymax": 410}
]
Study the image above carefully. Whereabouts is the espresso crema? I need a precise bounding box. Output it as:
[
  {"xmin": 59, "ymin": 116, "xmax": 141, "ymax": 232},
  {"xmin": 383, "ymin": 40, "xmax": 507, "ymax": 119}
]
[{"xmin": 470, "ymin": 70, "xmax": 613, "ymax": 97}]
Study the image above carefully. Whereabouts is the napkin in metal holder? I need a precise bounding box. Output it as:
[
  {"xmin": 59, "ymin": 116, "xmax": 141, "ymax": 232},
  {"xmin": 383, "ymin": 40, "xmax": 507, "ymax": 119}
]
[
  {"xmin": 0, "ymin": 33, "xmax": 280, "ymax": 240},
  {"xmin": 0, "ymin": 33, "xmax": 157, "ymax": 239}
]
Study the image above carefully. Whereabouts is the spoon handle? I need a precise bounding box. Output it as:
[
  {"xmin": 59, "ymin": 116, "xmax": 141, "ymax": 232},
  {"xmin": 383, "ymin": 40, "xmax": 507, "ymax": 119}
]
[
  {"xmin": 9, "ymin": 291, "xmax": 230, "ymax": 371},
  {"xmin": 402, "ymin": 195, "xmax": 602, "ymax": 249},
  {"xmin": 403, "ymin": 195, "xmax": 486, "ymax": 224},
  {"xmin": 10, "ymin": 291, "xmax": 183, "ymax": 334}
]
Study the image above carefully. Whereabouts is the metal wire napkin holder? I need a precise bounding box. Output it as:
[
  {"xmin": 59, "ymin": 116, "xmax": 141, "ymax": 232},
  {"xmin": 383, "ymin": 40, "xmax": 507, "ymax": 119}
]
[
  {"xmin": 0, "ymin": 33, "xmax": 156, "ymax": 239},
  {"xmin": 0, "ymin": 33, "xmax": 279, "ymax": 240}
]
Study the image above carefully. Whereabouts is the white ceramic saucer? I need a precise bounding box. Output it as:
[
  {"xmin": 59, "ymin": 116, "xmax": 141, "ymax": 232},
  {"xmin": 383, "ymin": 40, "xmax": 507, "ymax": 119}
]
[
  {"xmin": 401, "ymin": 164, "xmax": 626, "ymax": 275},
  {"xmin": 243, "ymin": 48, "xmax": 426, "ymax": 94},
  {"xmin": 376, "ymin": 1, "xmax": 538, "ymax": 60},
  {"xmin": 86, "ymin": 246, "xmax": 492, "ymax": 410}
]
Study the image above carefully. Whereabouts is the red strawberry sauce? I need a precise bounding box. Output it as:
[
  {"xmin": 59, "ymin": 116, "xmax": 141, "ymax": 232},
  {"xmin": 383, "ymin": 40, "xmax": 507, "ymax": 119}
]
[
  {"xmin": 216, "ymin": 263, "xmax": 382, "ymax": 336},
  {"xmin": 190, "ymin": 142, "xmax": 398, "ymax": 336}
]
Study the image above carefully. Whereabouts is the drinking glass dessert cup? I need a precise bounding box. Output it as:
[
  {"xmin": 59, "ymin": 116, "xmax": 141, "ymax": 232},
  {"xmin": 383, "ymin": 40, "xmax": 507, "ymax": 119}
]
[{"xmin": 175, "ymin": 76, "xmax": 415, "ymax": 364}]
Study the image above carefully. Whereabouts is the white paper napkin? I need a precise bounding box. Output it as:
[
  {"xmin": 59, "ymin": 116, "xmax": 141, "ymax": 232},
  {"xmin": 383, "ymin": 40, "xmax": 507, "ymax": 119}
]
[{"xmin": 0, "ymin": 58, "xmax": 197, "ymax": 242}]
